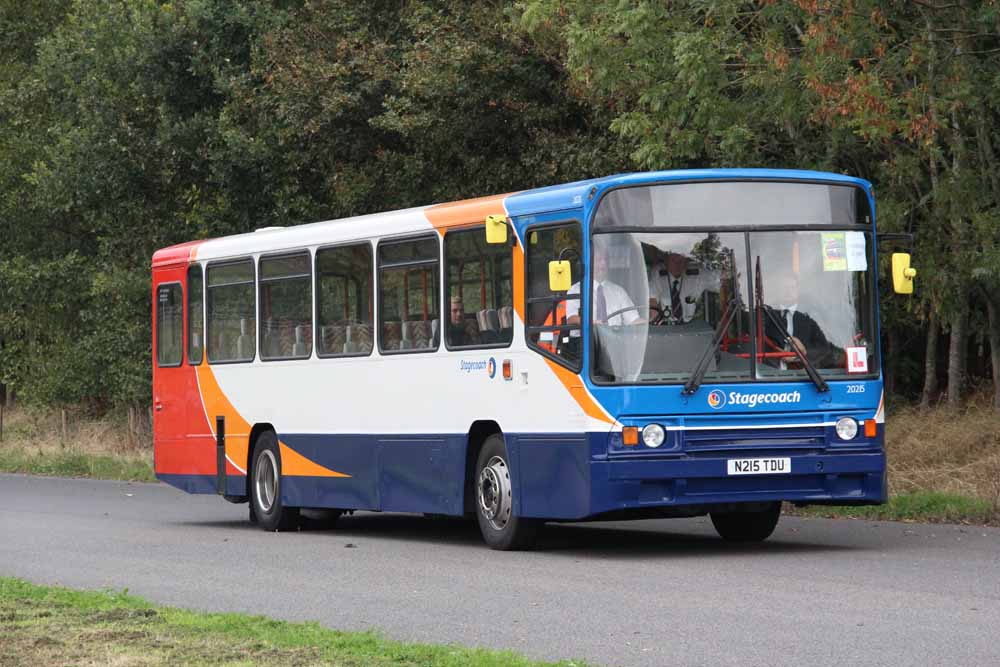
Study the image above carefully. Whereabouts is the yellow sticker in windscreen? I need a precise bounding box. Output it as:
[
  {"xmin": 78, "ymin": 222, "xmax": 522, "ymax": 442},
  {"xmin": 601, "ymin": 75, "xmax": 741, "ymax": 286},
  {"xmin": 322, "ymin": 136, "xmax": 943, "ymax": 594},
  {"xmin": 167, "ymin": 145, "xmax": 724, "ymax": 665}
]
[{"xmin": 821, "ymin": 232, "xmax": 847, "ymax": 271}]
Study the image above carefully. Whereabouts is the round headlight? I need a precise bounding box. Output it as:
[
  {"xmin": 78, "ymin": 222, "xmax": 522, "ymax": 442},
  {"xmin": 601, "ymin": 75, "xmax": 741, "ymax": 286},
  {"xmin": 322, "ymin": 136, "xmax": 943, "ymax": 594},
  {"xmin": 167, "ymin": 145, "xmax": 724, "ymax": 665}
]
[
  {"xmin": 835, "ymin": 417, "xmax": 858, "ymax": 441},
  {"xmin": 642, "ymin": 423, "xmax": 665, "ymax": 448}
]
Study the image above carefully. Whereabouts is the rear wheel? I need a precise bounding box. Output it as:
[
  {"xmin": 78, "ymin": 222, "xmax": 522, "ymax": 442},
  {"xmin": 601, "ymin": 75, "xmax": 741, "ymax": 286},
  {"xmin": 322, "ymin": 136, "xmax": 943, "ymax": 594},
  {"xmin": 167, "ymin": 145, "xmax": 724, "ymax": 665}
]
[
  {"xmin": 475, "ymin": 434, "xmax": 539, "ymax": 550},
  {"xmin": 710, "ymin": 502, "xmax": 781, "ymax": 542},
  {"xmin": 249, "ymin": 431, "xmax": 300, "ymax": 532}
]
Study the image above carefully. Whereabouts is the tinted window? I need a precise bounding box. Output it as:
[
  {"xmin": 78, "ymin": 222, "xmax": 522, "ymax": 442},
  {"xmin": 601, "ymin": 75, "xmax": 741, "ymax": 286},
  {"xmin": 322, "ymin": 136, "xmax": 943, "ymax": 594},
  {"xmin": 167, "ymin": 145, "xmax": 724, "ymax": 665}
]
[
  {"xmin": 259, "ymin": 253, "xmax": 312, "ymax": 360},
  {"xmin": 525, "ymin": 223, "xmax": 582, "ymax": 368},
  {"xmin": 187, "ymin": 266, "xmax": 204, "ymax": 365},
  {"xmin": 316, "ymin": 244, "xmax": 373, "ymax": 357},
  {"xmin": 595, "ymin": 182, "xmax": 868, "ymax": 229},
  {"xmin": 378, "ymin": 236, "xmax": 439, "ymax": 353},
  {"xmin": 207, "ymin": 260, "xmax": 255, "ymax": 363},
  {"xmin": 444, "ymin": 228, "xmax": 513, "ymax": 348},
  {"xmin": 156, "ymin": 283, "xmax": 183, "ymax": 367}
]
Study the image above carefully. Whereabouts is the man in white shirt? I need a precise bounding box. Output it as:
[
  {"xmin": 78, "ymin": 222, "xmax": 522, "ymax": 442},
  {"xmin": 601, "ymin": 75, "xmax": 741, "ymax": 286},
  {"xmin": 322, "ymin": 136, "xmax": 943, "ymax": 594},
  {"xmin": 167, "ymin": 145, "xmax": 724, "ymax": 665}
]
[
  {"xmin": 648, "ymin": 251, "xmax": 721, "ymax": 324},
  {"xmin": 565, "ymin": 246, "xmax": 643, "ymax": 326}
]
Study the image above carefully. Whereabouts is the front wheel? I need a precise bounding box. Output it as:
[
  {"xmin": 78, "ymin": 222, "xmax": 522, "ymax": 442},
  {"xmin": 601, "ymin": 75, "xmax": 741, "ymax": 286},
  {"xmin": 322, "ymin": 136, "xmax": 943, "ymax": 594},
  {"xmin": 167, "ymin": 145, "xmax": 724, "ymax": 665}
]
[
  {"xmin": 475, "ymin": 434, "xmax": 539, "ymax": 550},
  {"xmin": 249, "ymin": 431, "xmax": 300, "ymax": 532},
  {"xmin": 710, "ymin": 502, "xmax": 781, "ymax": 542}
]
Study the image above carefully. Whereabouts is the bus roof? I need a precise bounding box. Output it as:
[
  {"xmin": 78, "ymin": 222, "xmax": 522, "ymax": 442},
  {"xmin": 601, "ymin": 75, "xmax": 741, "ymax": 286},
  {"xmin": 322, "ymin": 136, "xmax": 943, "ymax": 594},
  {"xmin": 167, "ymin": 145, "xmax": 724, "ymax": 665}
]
[{"xmin": 152, "ymin": 169, "xmax": 873, "ymax": 267}]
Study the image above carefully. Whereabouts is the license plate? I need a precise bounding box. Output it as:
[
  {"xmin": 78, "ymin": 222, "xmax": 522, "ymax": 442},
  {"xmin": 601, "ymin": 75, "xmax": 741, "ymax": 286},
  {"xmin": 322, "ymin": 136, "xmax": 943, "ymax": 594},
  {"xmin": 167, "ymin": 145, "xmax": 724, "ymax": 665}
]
[{"xmin": 726, "ymin": 457, "xmax": 791, "ymax": 475}]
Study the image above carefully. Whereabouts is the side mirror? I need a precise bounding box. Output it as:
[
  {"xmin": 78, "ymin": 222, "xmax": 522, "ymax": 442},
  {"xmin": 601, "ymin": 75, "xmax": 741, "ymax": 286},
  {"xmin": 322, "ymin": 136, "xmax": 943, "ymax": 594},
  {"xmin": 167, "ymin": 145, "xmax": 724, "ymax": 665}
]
[
  {"xmin": 892, "ymin": 253, "xmax": 916, "ymax": 294},
  {"xmin": 485, "ymin": 214, "xmax": 508, "ymax": 244},
  {"xmin": 549, "ymin": 260, "xmax": 571, "ymax": 292}
]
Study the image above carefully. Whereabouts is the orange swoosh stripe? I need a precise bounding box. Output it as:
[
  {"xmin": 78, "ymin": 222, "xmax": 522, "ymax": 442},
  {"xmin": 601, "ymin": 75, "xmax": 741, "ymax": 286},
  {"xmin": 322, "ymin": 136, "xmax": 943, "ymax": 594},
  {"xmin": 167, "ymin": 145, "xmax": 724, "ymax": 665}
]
[
  {"xmin": 543, "ymin": 358, "xmax": 613, "ymax": 424},
  {"xmin": 196, "ymin": 364, "xmax": 349, "ymax": 478},
  {"xmin": 424, "ymin": 193, "xmax": 514, "ymax": 235},
  {"xmin": 280, "ymin": 441, "xmax": 350, "ymax": 478}
]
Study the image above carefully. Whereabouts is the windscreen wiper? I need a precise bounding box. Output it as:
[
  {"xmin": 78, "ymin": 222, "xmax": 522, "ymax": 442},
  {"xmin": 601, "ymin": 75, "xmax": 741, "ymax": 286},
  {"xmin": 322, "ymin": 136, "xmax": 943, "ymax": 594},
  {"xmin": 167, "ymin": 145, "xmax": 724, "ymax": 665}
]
[
  {"xmin": 682, "ymin": 297, "xmax": 738, "ymax": 395},
  {"xmin": 760, "ymin": 306, "xmax": 829, "ymax": 393}
]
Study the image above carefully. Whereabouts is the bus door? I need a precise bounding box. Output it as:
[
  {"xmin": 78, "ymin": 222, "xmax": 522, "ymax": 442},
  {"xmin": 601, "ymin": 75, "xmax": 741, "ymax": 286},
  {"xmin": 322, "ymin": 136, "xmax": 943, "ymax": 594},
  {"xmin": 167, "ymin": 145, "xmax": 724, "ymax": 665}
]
[{"xmin": 152, "ymin": 265, "xmax": 190, "ymax": 462}]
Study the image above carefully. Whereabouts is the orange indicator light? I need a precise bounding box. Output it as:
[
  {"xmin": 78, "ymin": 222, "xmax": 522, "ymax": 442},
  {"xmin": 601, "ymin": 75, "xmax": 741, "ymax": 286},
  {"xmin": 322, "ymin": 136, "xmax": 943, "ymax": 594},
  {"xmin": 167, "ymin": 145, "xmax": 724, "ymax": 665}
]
[
  {"xmin": 502, "ymin": 359, "xmax": 512, "ymax": 381},
  {"xmin": 622, "ymin": 427, "xmax": 639, "ymax": 446},
  {"xmin": 864, "ymin": 419, "xmax": 877, "ymax": 438}
]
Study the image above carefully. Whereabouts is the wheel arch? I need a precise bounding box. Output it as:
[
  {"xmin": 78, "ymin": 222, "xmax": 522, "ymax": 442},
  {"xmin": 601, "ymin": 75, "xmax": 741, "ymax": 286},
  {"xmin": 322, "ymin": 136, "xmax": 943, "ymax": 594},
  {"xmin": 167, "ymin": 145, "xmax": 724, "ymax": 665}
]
[
  {"xmin": 247, "ymin": 422, "xmax": 276, "ymax": 477},
  {"xmin": 463, "ymin": 420, "xmax": 503, "ymax": 514}
]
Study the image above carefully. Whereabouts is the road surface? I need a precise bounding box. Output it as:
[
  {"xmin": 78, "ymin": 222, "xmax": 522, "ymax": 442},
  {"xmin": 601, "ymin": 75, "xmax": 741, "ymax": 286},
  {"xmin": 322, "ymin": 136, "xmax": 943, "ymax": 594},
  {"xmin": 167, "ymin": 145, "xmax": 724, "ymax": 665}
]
[{"xmin": 1, "ymin": 474, "xmax": 998, "ymax": 666}]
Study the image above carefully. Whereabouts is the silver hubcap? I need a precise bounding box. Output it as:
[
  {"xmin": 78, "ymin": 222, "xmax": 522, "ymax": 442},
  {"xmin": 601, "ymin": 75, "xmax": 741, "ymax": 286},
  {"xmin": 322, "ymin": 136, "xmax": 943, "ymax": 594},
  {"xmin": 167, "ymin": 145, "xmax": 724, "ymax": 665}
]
[
  {"xmin": 255, "ymin": 449, "xmax": 278, "ymax": 513},
  {"xmin": 478, "ymin": 455, "xmax": 512, "ymax": 531}
]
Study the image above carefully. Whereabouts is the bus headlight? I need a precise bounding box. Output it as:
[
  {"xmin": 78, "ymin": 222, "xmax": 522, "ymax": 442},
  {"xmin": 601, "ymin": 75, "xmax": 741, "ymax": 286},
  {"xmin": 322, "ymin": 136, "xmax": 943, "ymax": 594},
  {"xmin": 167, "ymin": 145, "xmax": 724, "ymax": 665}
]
[
  {"xmin": 835, "ymin": 417, "xmax": 858, "ymax": 441},
  {"xmin": 642, "ymin": 424, "xmax": 665, "ymax": 448}
]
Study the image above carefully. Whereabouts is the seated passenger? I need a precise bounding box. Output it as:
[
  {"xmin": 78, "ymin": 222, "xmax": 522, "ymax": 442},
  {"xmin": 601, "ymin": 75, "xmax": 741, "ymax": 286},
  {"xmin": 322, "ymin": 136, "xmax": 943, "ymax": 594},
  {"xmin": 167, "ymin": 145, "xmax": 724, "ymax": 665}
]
[
  {"xmin": 648, "ymin": 250, "xmax": 721, "ymax": 323},
  {"xmin": 762, "ymin": 270, "xmax": 841, "ymax": 368},
  {"xmin": 448, "ymin": 295, "xmax": 470, "ymax": 346}
]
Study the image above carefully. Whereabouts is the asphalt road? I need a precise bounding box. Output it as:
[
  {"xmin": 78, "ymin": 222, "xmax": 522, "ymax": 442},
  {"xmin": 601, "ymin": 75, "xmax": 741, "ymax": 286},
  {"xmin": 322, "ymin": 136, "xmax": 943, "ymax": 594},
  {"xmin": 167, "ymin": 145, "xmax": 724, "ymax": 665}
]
[{"xmin": 1, "ymin": 474, "xmax": 998, "ymax": 666}]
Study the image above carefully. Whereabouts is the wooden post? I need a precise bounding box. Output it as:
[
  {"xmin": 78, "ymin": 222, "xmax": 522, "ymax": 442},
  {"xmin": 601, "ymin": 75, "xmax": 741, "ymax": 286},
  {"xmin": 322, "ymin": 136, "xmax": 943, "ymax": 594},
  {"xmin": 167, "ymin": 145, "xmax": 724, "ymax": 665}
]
[{"xmin": 61, "ymin": 409, "xmax": 68, "ymax": 446}]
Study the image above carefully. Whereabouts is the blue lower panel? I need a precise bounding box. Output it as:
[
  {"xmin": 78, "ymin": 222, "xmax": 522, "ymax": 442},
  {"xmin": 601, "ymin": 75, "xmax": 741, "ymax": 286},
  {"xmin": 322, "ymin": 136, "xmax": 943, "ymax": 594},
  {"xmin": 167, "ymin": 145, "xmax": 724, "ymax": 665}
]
[
  {"xmin": 160, "ymin": 433, "xmax": 887, "ymax": 522},
  {"xmin": 278, "ymin": 433, "xmax": 466, "ymax": 515},
  {"xmin": 582, "ymin": 452, "xmax": 886, "ymax": 519},
  {"xmin": 157, "ymin": 473, "xmax": 217, "ymax": 494}
]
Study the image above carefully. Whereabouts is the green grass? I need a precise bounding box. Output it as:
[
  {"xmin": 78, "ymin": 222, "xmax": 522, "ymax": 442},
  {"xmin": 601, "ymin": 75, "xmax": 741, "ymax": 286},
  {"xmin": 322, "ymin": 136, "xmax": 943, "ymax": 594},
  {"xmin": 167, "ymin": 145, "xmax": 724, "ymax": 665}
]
[
  {"xmin": 791, "ymin": 491, "xmax": 998, "ymax": 525},
  {"xmin": 0, "ymin": 576, "xmax": 588, "ymax": 666},
  {"xmin": 0, "ymin": 447, "xmax": 156, "ymax": 482}
]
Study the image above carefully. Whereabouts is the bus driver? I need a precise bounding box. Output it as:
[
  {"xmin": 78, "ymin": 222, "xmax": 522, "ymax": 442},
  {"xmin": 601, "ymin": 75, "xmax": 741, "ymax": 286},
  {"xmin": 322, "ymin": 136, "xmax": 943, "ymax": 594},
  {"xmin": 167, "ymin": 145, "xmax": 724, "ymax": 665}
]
[
  {"xmin": 566, "ymin": 245, "xmax": 644, "ymax": 327},
  {"xmin": 648, "ymin": 250, "xmax": 721, "ymax": 324}
]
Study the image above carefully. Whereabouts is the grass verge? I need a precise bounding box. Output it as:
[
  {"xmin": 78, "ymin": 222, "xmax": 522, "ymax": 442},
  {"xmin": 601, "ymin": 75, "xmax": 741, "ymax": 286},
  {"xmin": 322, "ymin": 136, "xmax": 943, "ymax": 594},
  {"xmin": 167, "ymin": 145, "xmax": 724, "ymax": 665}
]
[
  {"xmin": 0, "ymin": 446, "xmax": 155, "ymax": 482},
  {"xmin": 0, "ymin": 405, "xmax": 155, "ymax": 482},
  {"xmin": 0, "ymin": 576, "xmax": 586, "ymax": 667},
  {"xmin": 789, "ymin": 491, "xmax": 997, "ymax": 525}
]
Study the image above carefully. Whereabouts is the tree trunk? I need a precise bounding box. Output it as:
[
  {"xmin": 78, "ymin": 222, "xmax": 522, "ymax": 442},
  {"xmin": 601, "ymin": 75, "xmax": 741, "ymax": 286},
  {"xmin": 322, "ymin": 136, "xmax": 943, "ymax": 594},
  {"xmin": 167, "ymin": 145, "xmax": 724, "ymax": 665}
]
[
  {"xmin": 884, "ymin": 328, "xmax": 897, "ymax": 395},
  {"xmin": 921, "ymin": 310, "xmax": 940, "ymax": 408},
  {"xmin": 986, "ymin": 296, "xmax": 1000, "ymax": 412},
  {"xmin": 947, "ymin": 300, "xmax": 968, "ymax": 407}
]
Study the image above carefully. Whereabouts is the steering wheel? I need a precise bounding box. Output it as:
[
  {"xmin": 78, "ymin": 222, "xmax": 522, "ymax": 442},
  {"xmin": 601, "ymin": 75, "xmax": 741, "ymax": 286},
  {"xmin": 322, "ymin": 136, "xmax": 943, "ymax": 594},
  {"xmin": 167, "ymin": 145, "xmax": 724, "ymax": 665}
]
[
  {"xmin": 648, "ymin": 303, "xmax": 666, "ymax": 326},
  {"xmin": 602, "ymin": 305, "xmax": 643, "ymax": 325}
]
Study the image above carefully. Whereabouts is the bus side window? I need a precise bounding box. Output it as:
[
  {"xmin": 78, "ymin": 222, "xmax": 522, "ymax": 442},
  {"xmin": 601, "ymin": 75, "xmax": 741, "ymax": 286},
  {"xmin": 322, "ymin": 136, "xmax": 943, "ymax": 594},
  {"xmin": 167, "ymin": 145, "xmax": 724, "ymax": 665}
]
[
  {"xmin": 207, "ymin": 260, "xmax": 256, "ymax": 363},
  {"xmin": 377, "ymin": 236, "xmax": 440, "ymax": 354},
  {"xmin": 187, "ymin": 265, "xmax": 203, "ymax": 365},
  {"xmin": 444, "ymin": 227, "xmax": 513, "ymax": 349},
  {"xmin": 156, "ymin": 283, "xmax": 183, "ymax": 367},
  {"xmin": 316, "ymin": 243, "xmax": 374, "ymax": 357},
  {"xmin": 525, "ymin": 223, "xmax": 582, "ymax": 369},
  {"xmin": 259, "ymin": 253, "xmax": 312, "ymax": 361}
]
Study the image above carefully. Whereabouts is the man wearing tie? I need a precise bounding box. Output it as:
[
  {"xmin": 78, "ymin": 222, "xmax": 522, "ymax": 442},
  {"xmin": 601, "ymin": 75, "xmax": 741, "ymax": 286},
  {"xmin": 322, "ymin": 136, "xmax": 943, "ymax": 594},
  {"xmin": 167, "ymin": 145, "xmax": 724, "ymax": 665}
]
[
  {"xmin": 648, "ymin": 251, "xmax": 721, "ymax": 324},
  {"xmin": 762, "ymin": 270, "xmax": 839, "ymax": 368},
  {"xmin": 566, "ymin": 245, "xmax": 643, "ymax": 326}
]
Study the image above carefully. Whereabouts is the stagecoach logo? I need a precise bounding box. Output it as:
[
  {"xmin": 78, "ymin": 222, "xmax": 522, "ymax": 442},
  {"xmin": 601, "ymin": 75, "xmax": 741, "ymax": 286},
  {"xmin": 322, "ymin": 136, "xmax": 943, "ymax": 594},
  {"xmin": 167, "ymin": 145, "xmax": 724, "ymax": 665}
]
[
  {"xmin": 460, "ymin": 358, "xmax": 497, "ymax": 379},
  {"xmin": 707, "ymin": 390, "xmax": 727, "ymax": 409},
  {"xmin": 709, "ymin": 390, "xmax": 803, "ymax": 410}
]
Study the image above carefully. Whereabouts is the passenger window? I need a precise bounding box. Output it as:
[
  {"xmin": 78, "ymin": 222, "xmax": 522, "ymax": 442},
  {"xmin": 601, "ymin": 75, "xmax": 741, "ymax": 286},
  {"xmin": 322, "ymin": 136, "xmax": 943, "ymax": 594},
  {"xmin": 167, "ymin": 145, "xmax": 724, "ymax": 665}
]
[
  {"xmin": 156, "ymin": 283, "xmax": 183, "ymax": 367},
  {"xmin": 187, "ymin": 265, "xmax": 204, "ymax": 365},
  {"xmin": 207, "ymin": 260, "xmax": 255, "ymax": 363},
  {"xmin": 259, "ymin": 253, "xmax": 312, "ymax": 360},
  {"xmin": 525, "ymin": 223, "xmax": 583, "ymax": 369},
  {"xmin": 378, "ymin": 236, "xmax": 439, "ymax": 353},
  {"xmin": 444, "ymin": 227, "xmax": 513, "ymax": 348},
  {"xmin": 316, "ymin": 243, "xmax": 373, "ymax": 357}
]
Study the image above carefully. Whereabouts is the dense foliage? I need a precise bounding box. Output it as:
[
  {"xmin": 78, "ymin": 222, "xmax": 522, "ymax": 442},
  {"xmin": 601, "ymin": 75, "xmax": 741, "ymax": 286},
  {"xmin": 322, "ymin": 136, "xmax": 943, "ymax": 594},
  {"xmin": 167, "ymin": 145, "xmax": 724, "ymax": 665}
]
[{"xmin": 0, "ymin": 0, "xmax": 998, "ymax": 410}]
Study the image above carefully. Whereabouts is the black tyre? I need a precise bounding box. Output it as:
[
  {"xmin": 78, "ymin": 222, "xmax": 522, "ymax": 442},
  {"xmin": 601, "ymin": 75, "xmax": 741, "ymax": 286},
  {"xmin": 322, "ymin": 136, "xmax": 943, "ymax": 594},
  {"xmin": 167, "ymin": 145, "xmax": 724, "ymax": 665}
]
[
  {"xmin": 474, "ymin": 434, "xmax": 539, "ymax": 550},
  {"xmin": 710, "ymin": 502, "xmax": 781, "ymax": 542},
  {"xmin": 249, "ymin": 431, "xmax": 300, "ymax": 532}
]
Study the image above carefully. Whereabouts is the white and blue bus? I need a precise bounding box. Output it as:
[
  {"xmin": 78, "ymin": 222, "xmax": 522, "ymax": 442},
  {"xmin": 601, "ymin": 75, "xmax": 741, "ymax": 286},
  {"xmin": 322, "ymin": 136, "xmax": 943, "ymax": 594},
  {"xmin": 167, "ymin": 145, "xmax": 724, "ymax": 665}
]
[{"xmin": 152, "ymin": 169, "xmax": 916, "ymax": 549}]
